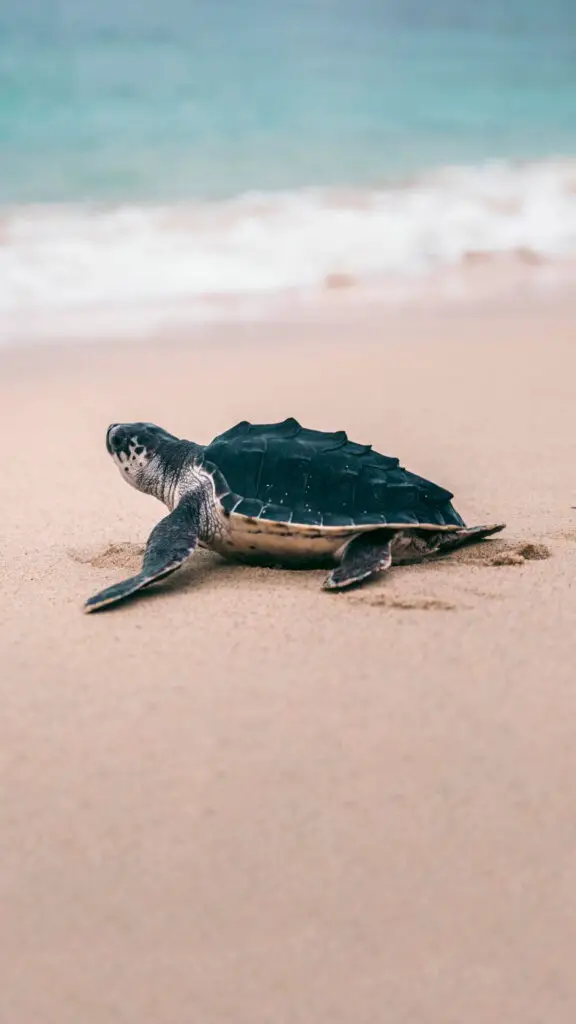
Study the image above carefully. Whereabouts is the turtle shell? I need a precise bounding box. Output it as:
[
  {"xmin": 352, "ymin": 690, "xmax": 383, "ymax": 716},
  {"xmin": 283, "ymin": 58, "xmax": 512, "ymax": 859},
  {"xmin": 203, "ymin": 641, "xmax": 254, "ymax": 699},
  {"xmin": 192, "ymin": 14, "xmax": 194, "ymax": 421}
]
[{"xmin": 203, "ymin": 418, "xmax": 465, "ymax": 530}]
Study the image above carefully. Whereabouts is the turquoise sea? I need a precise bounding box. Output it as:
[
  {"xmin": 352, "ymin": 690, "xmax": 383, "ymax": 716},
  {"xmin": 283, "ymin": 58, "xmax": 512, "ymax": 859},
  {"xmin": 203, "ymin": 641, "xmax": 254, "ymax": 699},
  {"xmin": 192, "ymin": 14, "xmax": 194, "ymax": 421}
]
[{"xmin": 0, "ymin": 0, "xmax": 575, "ymax": 335}]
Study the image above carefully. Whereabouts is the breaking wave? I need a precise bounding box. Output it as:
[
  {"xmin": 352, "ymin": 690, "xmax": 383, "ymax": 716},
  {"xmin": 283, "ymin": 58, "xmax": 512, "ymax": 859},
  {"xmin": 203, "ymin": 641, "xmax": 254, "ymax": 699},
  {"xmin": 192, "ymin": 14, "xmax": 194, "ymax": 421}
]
[{"xmin": 1, "ymin": 158, "xmax": 575, "ymax": 340}]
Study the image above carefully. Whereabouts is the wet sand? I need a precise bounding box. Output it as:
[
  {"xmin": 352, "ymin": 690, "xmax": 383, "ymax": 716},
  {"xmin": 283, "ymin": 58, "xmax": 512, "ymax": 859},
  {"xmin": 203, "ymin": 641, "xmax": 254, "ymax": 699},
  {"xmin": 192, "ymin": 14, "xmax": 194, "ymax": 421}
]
[{"xmin": 1, "ymin": 295, "xmax": 576, "ymax": 1023}]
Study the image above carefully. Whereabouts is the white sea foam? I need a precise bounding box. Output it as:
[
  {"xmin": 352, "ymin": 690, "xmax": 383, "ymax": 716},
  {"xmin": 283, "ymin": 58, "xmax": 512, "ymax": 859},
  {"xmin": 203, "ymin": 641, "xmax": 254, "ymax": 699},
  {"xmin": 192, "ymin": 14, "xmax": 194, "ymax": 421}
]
[{"xmin": 1, "ymin": 159, "xmax": 575, "ymax": 340}]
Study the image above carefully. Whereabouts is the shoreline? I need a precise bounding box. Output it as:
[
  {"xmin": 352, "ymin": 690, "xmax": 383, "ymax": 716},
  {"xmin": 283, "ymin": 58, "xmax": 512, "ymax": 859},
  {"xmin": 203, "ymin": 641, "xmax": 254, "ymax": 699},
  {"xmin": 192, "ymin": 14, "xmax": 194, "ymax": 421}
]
[
  {"xmin": 2, "ymin": 154, "xmax": 576, "ymax": 347},
  {"xmin": 1, "ymin": 267, "xmax": 575, "ymax": 361}
]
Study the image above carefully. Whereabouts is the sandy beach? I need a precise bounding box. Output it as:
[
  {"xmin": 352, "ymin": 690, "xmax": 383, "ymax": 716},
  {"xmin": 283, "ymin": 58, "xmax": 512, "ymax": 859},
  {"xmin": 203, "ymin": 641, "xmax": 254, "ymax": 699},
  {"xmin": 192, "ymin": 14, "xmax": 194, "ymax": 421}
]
[{"xmin": 2, "ymin": 293, "xmax": 576, "ymax": 1023}]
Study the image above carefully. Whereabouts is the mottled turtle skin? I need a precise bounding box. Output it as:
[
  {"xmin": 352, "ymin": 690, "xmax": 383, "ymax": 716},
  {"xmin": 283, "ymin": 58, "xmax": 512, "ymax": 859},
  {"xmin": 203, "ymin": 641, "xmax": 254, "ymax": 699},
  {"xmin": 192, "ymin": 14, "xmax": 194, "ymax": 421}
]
[{"xmin": 84, "ymin": 418, "xmax": 504, "ymax": 612}]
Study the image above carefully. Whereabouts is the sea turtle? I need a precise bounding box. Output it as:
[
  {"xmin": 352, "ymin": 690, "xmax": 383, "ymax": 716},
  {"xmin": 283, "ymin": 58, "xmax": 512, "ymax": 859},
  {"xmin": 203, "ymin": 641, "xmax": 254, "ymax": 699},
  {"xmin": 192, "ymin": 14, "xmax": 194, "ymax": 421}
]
[{"xmin": 84, "ymin": 418, "xmax": 505, "ymax": 612}]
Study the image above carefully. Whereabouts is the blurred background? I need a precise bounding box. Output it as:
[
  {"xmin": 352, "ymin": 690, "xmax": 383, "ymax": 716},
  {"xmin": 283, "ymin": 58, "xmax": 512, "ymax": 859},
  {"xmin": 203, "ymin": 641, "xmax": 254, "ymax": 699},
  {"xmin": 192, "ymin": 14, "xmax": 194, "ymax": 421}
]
[{"xmin": 1, "ymin": 0, "xmax": 575, "ymax": 338}]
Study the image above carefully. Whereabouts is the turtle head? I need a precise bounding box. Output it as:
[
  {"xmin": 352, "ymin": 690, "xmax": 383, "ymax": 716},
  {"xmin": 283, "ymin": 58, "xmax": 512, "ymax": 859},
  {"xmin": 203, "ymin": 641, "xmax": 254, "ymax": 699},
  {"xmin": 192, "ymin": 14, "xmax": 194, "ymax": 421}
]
[{"xmin": 106, "ymin": 422, "xmax": 187, "ymax": 502}]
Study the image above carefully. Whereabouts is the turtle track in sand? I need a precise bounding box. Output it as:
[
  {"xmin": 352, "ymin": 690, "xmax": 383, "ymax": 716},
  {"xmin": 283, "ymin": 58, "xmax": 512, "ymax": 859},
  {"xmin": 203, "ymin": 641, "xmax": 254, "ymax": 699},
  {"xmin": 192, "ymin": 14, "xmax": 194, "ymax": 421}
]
[
  {"xmin": 347, "ymin": 539, "xmax": 554, "ymax": 612},
  {"xmin": 438, "ymin": 538, "xmax": 551, "ymax": 567},
  {"xmin": 71, "ymin": 536, "xmax": 554, "ymax": 609},
  {"xmin": 69, "ymin": 542, "xmax": 144, "ymax": 571}
]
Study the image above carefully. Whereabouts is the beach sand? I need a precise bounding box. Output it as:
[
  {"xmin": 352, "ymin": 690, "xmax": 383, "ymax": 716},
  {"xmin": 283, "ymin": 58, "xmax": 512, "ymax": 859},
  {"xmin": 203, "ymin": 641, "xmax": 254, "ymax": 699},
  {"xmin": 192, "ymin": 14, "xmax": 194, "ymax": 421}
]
[{"xmin": 1, "ymin": 294, "xmax": 576, "ymax": 1023}]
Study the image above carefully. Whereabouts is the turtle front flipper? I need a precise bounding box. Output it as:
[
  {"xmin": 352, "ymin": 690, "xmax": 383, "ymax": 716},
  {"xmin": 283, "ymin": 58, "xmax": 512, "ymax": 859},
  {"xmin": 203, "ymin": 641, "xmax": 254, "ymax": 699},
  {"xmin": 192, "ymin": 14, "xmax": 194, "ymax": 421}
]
[
  {"xmin": 323, "ymin": 529, "xmax": 395, "ymax": 590},
  {"xmin": 84, "ymin": 499, "xmax": 200, "ymax": 613}
]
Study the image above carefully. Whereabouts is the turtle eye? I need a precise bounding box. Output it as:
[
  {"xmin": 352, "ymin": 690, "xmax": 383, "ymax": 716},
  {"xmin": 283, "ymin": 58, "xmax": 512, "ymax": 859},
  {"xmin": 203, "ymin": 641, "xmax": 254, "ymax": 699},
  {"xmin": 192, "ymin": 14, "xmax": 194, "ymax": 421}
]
[{"xmin": 135, "ymin": 445, "xmax": 145, "ymax": 455}]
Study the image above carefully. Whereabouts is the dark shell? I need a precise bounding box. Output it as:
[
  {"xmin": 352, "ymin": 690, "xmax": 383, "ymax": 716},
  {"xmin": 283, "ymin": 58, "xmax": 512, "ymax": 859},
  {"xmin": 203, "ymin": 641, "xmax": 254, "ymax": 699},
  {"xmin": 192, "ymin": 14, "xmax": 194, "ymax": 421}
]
[{"xmin": 203, "ymin": 418, "xmax": 465, "ymax": 529}]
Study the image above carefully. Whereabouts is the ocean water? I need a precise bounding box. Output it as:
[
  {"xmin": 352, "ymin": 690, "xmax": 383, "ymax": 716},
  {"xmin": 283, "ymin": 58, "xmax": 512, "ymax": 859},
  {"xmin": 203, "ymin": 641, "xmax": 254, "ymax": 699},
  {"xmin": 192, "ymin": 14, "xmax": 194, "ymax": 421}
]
[{"xmin": 1, "ymin": 0, "xmax": 575, "ymax": 336}]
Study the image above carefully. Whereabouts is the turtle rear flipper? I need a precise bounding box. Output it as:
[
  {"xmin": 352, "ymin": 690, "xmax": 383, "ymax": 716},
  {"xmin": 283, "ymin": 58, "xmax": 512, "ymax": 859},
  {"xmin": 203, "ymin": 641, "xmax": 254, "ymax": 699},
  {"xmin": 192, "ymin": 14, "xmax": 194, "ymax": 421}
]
[
  {"xmin": 432, "ymin": 523, "xmax": 506, "ymax": 555},
  {"xmin": 392, "ymin": 522, "xmax": 507, "ymax": 564},
  {"xmin": 84, "ymin": 499, "xmax": 199, "ymax": 612},
  {"xmin": 323, "ymin": 529, "xmax": 394, "ymax": 590}
]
